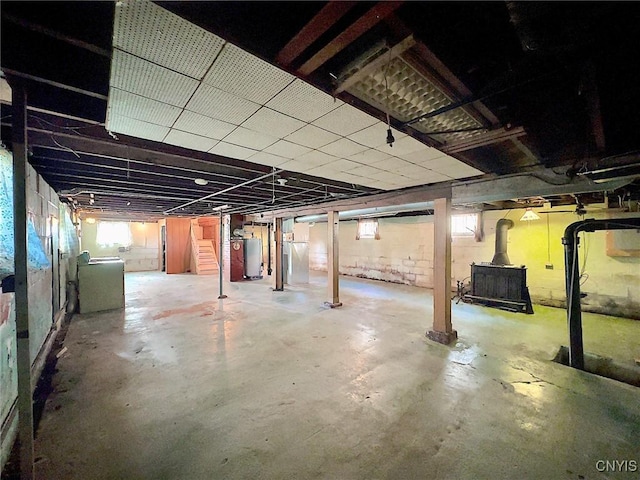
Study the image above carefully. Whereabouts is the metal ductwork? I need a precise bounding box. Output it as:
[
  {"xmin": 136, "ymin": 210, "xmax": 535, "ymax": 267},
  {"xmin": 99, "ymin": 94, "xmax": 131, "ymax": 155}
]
[
  {"xmin": 491, "ymin": 219, "xmax": 514, "ymax": 265},
  {"xmin": 295, "ymin": 201, "xmax": 435, "ymax": 223}
]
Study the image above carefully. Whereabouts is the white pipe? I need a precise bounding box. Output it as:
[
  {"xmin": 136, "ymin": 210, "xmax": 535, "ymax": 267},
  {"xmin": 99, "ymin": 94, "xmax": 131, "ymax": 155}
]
[
  {"xmin": 164, "ymin": 169, "xmax": 282, "ymax": 214},
  {"xmin": 295, "ymin": 201, "xmax": 435, "ymax": 223}
]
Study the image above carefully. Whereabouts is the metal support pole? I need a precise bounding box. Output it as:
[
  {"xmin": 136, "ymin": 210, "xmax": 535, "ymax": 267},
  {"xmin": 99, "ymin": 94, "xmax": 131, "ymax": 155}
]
[
  {"xmin": 324, "ymin": 210, "xmax": 342, "ymax": 308},
  {"xmin": 273, "ymin": 217, "xmax": 284, "ymax": 291},
  {"xmin": 218, "ymin": 211, "xmax": 227, "ymax": 299},
  {"xmin": 267, "ymin": 223, "xmax": 272, "ymax": 276},
  {"xmin": 562, "ymin": 217, "xmax": 640, "ymax": 370},
  {"xmin": 12, "ymin": 81, "xmax": 35, "ymax": 480},
  {"xmin": 562, "ymin": 230, "xmax": 584, "ymax": 369}
]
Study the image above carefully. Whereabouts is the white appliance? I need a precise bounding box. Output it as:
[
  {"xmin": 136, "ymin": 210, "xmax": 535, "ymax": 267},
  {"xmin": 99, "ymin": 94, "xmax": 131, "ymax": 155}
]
[{"xmin": 78, "ymin": 258, "xmax": 125, "ymax": 313}]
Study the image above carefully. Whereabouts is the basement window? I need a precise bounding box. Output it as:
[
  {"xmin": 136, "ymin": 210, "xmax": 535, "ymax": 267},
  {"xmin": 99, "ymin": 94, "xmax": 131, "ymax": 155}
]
[
  {"xmin": 96, "ymin": 221, "xmax": 132, "ymax": 247},
  {"xmin": 356, "ymin": 218, "xmax": 380, "ymax": 240},
  {"xmin": 451, "ymin": 213, "xmax": 478, "ymax": 237}
]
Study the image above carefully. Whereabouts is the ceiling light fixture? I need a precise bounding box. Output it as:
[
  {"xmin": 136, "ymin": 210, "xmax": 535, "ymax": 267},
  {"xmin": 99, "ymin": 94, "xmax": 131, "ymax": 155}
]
[
  {"xmin": 520, "ymin": 208, "xmax": 540, "ymax": 221},
  {"xmin": 194, "ymin": 178, "xmax": 208, "ymax": 186},
  {"xmin": 212, "ymin": 204, "xmax": 230, "ymax": 211},
  {"xmin": 383, "ymin": 46, "xmax": 395, "ymax": 148}
]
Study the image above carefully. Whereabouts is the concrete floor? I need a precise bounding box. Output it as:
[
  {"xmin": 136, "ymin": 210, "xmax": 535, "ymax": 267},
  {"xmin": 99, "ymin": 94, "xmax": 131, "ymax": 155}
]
[{"xmin": 33, "ymin": 271, "xmax": 639, "ymax": 480}]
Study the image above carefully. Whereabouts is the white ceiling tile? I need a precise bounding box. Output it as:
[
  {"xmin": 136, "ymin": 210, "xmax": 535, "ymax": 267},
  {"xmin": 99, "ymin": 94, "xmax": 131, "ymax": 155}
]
[
  {"xmin": 312, "ymin": 104, "xmax": 378, "ymax": 136},
  {"xmin": 113, "ymin": 0, "xmax": 224, "ymax": 79},
  {"xmin": 332, "ymin": 172, "xmax": 369, "ymax": 185},
  {"xmin": 383, "ymin": 158, "xmax": 417, "ymax": 174},
  {"xmin": 222, "ymin": 127, "xmax": 278, "ymax": 150},
  {"xmin": 186, "ymin": 84, "xmax": 261, "ymax": 124},
  {"xmin": 394, "ymin": 162, "xmax": 430, "ymax": 175},
  {"xmin": 263, "ymin": 140, "xmax": 311, "ymax": 159},
  {"xmin": 266, "ymin": 79, "xmax": 343, "ymax": 122},
  {"xmin": 247, "ymin": 151, "xmax": 289, "ymax": 167},
  {"xmin": 108, "ymin": 88, "xmax": 182, "ymax": 126},
  {"xmin": 173, "ymin": 110, "xmax": 236, "ymax": 140},
  {"xmin": 347, "ymin": 164, "xmax": 384, "ymax": 177},
  {"xmin": 348, "ymin": 149, "xmax": 392, "ymax": 165},
  {"xmin": 323, "ymin": 159, "xmax": 361, "ymax": 172},
  {"xmin": 347, "ymin": 122, "xmax": 388, "ymax": 147},
  {"xmin": 163, "ymin": 129, "xmax": 218, "ymax": 152},
  {"xmin": 277, "ymin": 159, "xmax": 305, "ymax": 172},
  {"xmin": 297, "ymin": 150, "xmax": 337, "ymax": 168},
  {"xmin": 371, "ymin": 182, "xmax": 399, "ymax": 191},
  {"xmin": 379, "ymin": 135, "xmax": 427, "ymax": 156},
  {"xmin": 415, "ymin": 171, "xmax": 451, "ymax": 184},
  {"xmin": 366, "ymin": 170, "xmax": 406, "ymax": 182},
  {"xmin": 434, "ymin": 163, "xmax": 483, "ymax": 179},
  {"xmin": 284, "ymin": 124, "xmax": 340, "ymax": 149},
  {"xmin": 106, "ymin": 113, "xmax": 170, "ymax": 142},
  {"xmin": 305, "ymin": 165, "xmax": 337, "ymax": 177},
  {"xmin": 400, "ymin": 147, "xmax": 446, "ymax": 164},
  {"xmin": 209, "ymin": 142, "xmax": 257, "ymax": 160},
  {"xmin": 203, "ymin": 43, "xmax": 294, "ymax": 103},
  {"xmin": 421, "ymin": 155, "xmax": 459, "ymax": 170},
  {"xmin": 241, "ymin": 108, "xmax": 305, "ymax": 138},
  {"xmin": 110, "ymin": 50, "xmax": 199, "ymax": 107},
  {"xmin": 319, "ymin": 138, "xmax": 368, "ymax": 157},
  {"xmin": 347, "ymin": 123, "xmax": 407, "ymax": 148}
]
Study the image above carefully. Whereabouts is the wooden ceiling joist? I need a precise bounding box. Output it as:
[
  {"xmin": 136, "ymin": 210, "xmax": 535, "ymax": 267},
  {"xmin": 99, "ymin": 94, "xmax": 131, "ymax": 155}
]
[
  {"xmin": 297, "ymin": 1, "xmax": 404, "ymax": 76},
  {"xmin": 276, "ymin": 1, "xmax": 358, "ymax": 67}
]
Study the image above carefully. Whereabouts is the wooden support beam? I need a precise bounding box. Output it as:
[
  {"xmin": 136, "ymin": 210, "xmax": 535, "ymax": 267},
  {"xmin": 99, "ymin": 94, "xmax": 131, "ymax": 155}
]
[
  {"xmin": 2, "ymin": 12, "xmax": 111, "ymax": 57},
  {"xmin": 325, "ymin": 210, "xmax": 342, "ymax": 308},
  {"xmin": 274, "ymin": 217, "xmax": 284, "ymax": 291},
  {"xmin": 1, "ymin": 68, "xmax": 108, "ymax": 100},
  {"xmin": 276, "ymin": 1, "xmax": 357, "ymax": 67},
  {"xmin": 298, "ymin": 1, "xmax": 404, "ymax": 76},
  {"xmin": 11, "ymin": 81, "xmax": 35, "ymax": 479},
  {"xmin": 427, "ymin": 197, "xmax": 456, "ymax": 345}
]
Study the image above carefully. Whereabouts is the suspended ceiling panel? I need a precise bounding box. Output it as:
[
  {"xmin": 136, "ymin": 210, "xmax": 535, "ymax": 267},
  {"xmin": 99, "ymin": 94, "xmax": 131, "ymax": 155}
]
[
  {"xmin": 106, "ymin": 0, "xmax": 483, "ymax": 191},
  {"xmin": 113, "ymin": 0, "xmax": 224, "ymax": 79},
  {"xmin": 110, "ymin": 50, "xmax": 199, "ymax": 106},
  {"xmin": 203, "ymin": 43, "xmax": 295, "ymax": 104}
]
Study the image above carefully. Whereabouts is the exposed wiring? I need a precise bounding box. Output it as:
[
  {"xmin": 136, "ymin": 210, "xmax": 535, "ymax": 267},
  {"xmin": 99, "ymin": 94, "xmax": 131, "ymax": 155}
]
[
  {"xmin": 50, "ymin": 135, "xmax": 80, "ymax": 158},
  {"xmin": 546, "ymin": 213, "xmax": 551, "ymax": 263},
  {"xmin": 383, "ymin": 45, "xmax": 395, "ymax": 147},
  {"xmin": 32, "ymin": 114, "xmax": 103, "ymax": 133},
  {"xmin": 271, "ymin": 166, "xmax": 276, "ymax": 204}
]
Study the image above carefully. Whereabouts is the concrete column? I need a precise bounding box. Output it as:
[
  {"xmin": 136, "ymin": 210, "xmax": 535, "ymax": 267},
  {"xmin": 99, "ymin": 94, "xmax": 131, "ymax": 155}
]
[
  {"xmin": 273, "ymin": 217, "xmax": 284, "ymax": 291},
  {"xmin": 12, "ymin": 81, "xmax": 35, "ymax": 479},
  {"xmin": 427, "ymin": 197, "xmax": 457, "ymax": 344},
  {"xmin": 325, "ymin": 210, "xmax": 342, "ymax": 308}
]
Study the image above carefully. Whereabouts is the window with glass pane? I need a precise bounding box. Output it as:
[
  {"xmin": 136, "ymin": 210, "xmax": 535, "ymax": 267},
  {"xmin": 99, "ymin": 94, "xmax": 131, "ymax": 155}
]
[
  {"xmin": 451, "ymin": 214, "xmax": 478, "ymax": 236},
  {"xmin": 96, "ymin": 221, "xmax": 132, "ymax": 247},
  {"xmin": 357, "ymin": 219, "xmax": 379, "ymax": 240}
]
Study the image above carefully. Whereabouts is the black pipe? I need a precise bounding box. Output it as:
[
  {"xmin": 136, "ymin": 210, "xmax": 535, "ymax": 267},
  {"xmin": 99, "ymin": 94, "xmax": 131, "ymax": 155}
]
[
  {"xmin": 267, "ymin": 223, "xmax": 272, "ymax": 276},
  {"xmin": 492, "ymin": 218, "xmax": 514, "ymax": 265},
  {"xmin": 562, "ymin": 217, "xmax": 640, "ymax": 370}
]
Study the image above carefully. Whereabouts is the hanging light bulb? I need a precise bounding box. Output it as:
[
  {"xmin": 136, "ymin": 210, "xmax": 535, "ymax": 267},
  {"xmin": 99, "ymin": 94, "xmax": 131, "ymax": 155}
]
[{"xmin": 520, "ymin": 207, "xmax": 540, "ymax": 221}]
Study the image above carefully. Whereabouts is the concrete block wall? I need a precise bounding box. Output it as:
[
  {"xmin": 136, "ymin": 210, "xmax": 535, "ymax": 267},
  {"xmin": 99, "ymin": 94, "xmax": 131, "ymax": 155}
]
[
  {"xmin": 2, "ymin": 155, "xmax": 65, "ymax": 468},
  {"xmin": 307, "ymin": 208, "xmax": 640, "ymax": 319}
]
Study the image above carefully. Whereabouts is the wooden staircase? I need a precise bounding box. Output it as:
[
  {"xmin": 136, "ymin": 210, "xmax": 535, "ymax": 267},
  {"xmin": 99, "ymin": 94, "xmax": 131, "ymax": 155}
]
[{"xmin": 190, "ymin": 222, "xmax": 219, "ymax": 275}]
